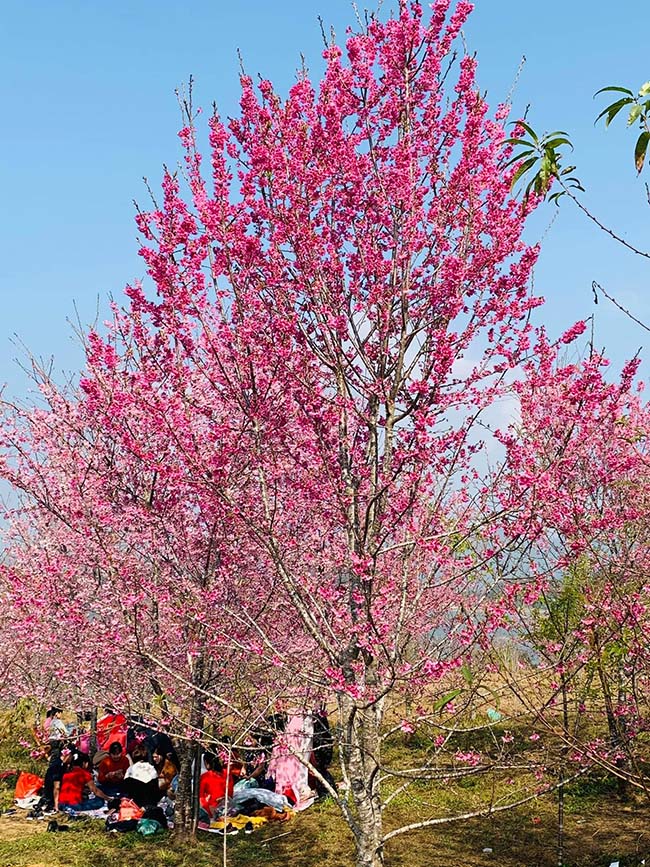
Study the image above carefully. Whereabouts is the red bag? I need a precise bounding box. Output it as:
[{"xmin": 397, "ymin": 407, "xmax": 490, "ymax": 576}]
[
  {"xmin": 14, "ymin": 771, "xmax": 44, "ymax": 799},
  {"xmin": 118, "ymin": 798, "xmax": 144, "ymax": 821}
]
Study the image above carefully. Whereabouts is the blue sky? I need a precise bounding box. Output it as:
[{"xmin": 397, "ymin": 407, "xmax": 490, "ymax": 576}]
[{"xmin": 1, "ymin": 0, "xmax": 649, "ymax": 398}]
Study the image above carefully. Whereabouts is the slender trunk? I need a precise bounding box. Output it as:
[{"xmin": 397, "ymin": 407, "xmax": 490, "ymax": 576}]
[
  {"xmin": 192, "ymin": 743, "xmax": 203, "ymax": 832},
  {"xmin": 174, "ymin": 741, "xmax": 194, "ymax": 839},
  {"xmin": 557, "ymin": 678, "xmax": 569, "ymax": 867},
  {"xmin": 615, "ymin": 671, "xmax": 630, "ymax": 801},
  {"xmin": 340, "ymin": 690, "xmax": 385, "ymax": 867},
  {"xmin": 173, "ymin": 696, "xmax": 204, "ymax": 840},
  {"xmin": 89, "ymin": 707, "xmax": 98, "ymax": 757},
  {"xmin": 557, "ymin": 778, "xmax": 564, "ymax": 867},
  {"xmin": 595, "ymin": 656, "xmax": 630, "ymax": 800}
]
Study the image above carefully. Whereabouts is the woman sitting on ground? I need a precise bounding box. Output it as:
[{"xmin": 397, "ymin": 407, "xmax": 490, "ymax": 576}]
[
  {"xmin": 217, "ymin": 736, "xmax": 243, "ymax": 782},
  {"xmin": 150, "ymin": 730, "xmax": 180, "ymax": 771},
  {"xmin": 241, "ymin": 728, "xmax": 276, "ymax": 789},
  {"xmin": 199, "ymin": 753, "xmax": 234, "ymax": 821},
  {"xmin": 58, "ymin": 752, "xmax": 110, "ymax": 811},
  {"xmin": 151, "ymin": 746, "xmax": 178, "ymax": 796},
  {"xmin": 121, "ymin": 744, "xmax": 160, "ymax": 807}
]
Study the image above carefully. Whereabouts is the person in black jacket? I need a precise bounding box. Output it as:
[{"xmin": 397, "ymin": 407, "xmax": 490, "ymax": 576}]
[{"xmin": 121, "ymin": 744, "xmax": 160, "ymax": 807}]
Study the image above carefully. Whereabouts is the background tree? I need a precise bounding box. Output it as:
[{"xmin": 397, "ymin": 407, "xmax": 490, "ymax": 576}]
[
  {"xmin": 497, "ymin": 347, "xmax": 650, "ymax": 786},
  {"xmin": 0, "ymin": 329, "xmax": 281, "ymax": 836}
]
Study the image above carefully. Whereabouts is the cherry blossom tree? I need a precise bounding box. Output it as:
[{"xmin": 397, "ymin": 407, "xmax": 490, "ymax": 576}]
[
  {"xmin": 117, "ymin": 1, "xmax": 595, "ymax": 861},
  {"xmin": 0, "ymin": 339, "xmax": 280, "ymax": 834},
  {"xmin": 1, "ymin": 2, "xmax": 641, "ymax": 865}
]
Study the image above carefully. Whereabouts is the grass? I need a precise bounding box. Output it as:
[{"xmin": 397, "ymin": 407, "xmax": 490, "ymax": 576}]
[
  {"xmin": 2, "ymin": 792, "xmax": 649, "ymax": 867},
  {"xmin": 1, "ymin": 709, "xmax": 649, "ymax": 867}
]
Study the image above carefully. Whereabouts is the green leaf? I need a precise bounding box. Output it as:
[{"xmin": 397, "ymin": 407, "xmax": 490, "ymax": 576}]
[
  {"xmin": 594, "ymin": 85, "xmax": 634, "ymax": 97},
  {"xmin": 639, "ymin": 81, "xmax": 650, "ymax": 96},
  {"xmin": 503, "ymin": 137, "xmax": 534, "ymax": 147},
  {"xmin": 460, "ymin": 663, "xmax": 473, "ymax": 686},
  {"xmin": 503, "ymin": 150, "xmax": 535, "ymax": 169},
  {"xmin": 433, "ymin": 688, "xmax": 462, "ymax": 713},
  {"xmin": 510, "ymin": 156, "xmax": 537, "ymax": 188},
  {"xmin": 628, "ymin": 104, "xmax": 643, "ymax": 126},
  {"xmin": 513, "ymin": 121, "xmax": 539, "ymax": 143},
  {"xmin": 543, "ymin": 137, "xmax": 573, "ymax": 150},
  {"xmin": 595, "ymin": 97, "xmax": 634, "ymax": 127},
  {"xmin": 635, "ymin": 130, "xmax": 650, "ymax": 173}
]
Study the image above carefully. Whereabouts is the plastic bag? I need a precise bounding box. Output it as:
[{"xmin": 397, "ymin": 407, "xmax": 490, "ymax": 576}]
[
  {"xmin": 137, "ymin": 818, "xmax": 162, "ymax": 836},
  {"xmin": 14, "ymin": 772, "xmax": 44, "ymax": 800},
  {"xmin": 233, "ymin": 777, "xmax": 259, "ymax": 792},
  {"xmin": 118, "ymin": 798, "xmax": 144, "ymax": 821}
]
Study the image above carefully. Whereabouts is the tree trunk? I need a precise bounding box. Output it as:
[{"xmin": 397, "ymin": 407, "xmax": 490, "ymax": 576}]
[
  {"xmin": 173, "ymin": 740, "xmax": 195, "ymax": 840},
  {"xmin": 339, "ymin": 691, "xmax": 385, "ymax": 867},
  {"xmin": 86, "ymin": 707, "xmax": 98, "ymax": 758},
  {"xmin": 356, "ymin": 815, "xmax": 384, "ymax": 867},
  {"xmin": 173, "ymin": 696, "xmax": 204, "ymax": 840},
  {"xmin": 595, "ymin": 656, "xmax": 630, "ymax": 800},
  {"xmin": 557, "ymin": 680, "xmax": 568, "ymax": 867},
  {"xmin": 557, "ymin": 777, "xmax": 565, "ymax": 867}
]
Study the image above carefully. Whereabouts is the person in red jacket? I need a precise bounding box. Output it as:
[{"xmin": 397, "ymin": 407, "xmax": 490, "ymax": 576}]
[
  {"xmin": 199, "ymin": 753, "xmax": 234, "ymax": 821},
  {"xmin": 97, "ymin": 742, "xmax": 131, "ymax": 795}
]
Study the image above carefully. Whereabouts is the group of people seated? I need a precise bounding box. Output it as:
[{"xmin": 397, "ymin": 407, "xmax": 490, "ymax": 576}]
[
  {"xmin": 33, "ymin": 705, "xmax": 336, "ymax": 831},
  {"xmin": 41, "ymin": 738, "xmax": 179, "ymax": 814},
  {"xmin": 197, "ymin": 711, "xmax": 336, "ymax": 823},
  {"xmin": 34, "ymin": 705, "xmax": 183, "ymax": 818}
]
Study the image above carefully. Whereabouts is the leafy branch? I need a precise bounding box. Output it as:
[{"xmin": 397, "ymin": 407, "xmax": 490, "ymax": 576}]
[
  {"xmin": 595, "ymin": 81, "xmax": 650, "ymax": 174},
  {"xmin": 503, "ymin": 79, "xmax": 650, "ymax": 264},
  {"xmin": 505, "ymin": 80, "xmax": 650, "ymax": 207},
  {"xmin": 503, "ymin": 122, "xmax": 583, "ymax": 205}
]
